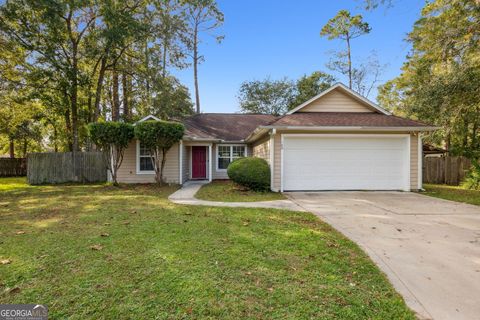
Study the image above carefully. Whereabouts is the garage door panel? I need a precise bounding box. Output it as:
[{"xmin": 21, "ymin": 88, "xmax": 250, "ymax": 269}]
[{"xmin": 283, "ymin": 136, "xmax": 409, "ymax": 191}]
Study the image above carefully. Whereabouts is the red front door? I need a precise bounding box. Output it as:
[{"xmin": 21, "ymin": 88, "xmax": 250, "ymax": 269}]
[{"xmin": 192, "ymin": 146, "xmax": 207, "ymax": 179}]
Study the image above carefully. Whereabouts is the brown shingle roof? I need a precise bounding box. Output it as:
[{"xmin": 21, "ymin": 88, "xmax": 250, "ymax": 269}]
[
  {"xmin": 269, "ymin": 112, "xmax": 431, "ymax": 128},
  {"xmin": 184, "ymin": 113, "xmax": 278, "ymax": 141}
]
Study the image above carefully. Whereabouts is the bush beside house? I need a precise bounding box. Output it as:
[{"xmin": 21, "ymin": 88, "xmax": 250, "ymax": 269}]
[
  {"xmin": 87, "ymin": 122, "xmax": 134, "ymax": 185},
  {"xmin": 227, "ymin": 157, "xmax": 270, "ymax": 191},
  {"xmin": 134, "ymin": 120, "xmax": 184, "ymax": 185}
]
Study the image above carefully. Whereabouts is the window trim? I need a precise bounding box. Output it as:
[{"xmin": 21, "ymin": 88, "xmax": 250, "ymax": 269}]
[
  {"xmin": 136, "ymin": 140, "xmax": 155, "ymax": 174},
  {"xmin": 215, "ymin": 144, "xmax": 247, "ymax": 171}
]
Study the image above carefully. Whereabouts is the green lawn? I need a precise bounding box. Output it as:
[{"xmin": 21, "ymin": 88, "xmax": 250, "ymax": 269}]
[
  {"xmin": 423, "ymin": 183, "xmax": 480, "ymax": 206},
  {"xmin": 195, "ymin": 180, "xmax": 286, "ymax": 202},
  {"xmin": 0, "ymin": 177, "xmax": 414, "ymax": 319}
]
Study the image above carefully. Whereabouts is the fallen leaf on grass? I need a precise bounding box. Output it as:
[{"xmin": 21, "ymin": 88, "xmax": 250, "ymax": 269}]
[
  {"xmin": 90, "ymin": 244, "xmax": 103, "ymax": 251},
  {"xmin": 326, "ymin": 241, "xmax": 339, "ymax": 248},
  {"xmin": 7, "ymin": 287, "xmax": 21, "ymax": 294},
  {"xmin": 1, "ymin": 259, "xmax": 12, "ymax": 265},
  {"xmin": 15, "ymin": 231, "xmax": 26, "ymax": 235}
]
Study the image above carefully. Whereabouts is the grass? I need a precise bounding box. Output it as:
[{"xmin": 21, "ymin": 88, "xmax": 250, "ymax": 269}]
[
  {"xmin": 423, "ymin": 183, "xmax": 480, "ymax": 206},
  {"xmin": 195, "ymin": 180, "xmax": 286, "ymax": 202},
  {"xmin": 0, "ymin": 177, "xmax": 414, "ymax": 319}
]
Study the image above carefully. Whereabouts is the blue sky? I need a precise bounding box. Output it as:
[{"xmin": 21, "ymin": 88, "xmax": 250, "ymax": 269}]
[{"xmin": 174, "ymin": 0, "xmax": 424, "ymax": 113}]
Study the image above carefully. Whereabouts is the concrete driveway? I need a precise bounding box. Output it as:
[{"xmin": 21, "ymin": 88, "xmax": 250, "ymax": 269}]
[{"xmin": 287, "ymin": 192, "xmax": 480, "ymax": 320}]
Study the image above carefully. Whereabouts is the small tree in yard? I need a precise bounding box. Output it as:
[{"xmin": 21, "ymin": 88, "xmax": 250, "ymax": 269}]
[
  {"xmin": 134, "ymin": 120, "xmax": 184, "ymax": 185},
  {"xmin": 88, "ymin": 122, "xmax": 134, "ymax": 185}
]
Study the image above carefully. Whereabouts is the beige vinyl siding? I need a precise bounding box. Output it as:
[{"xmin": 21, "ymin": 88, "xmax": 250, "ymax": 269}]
[
  {"xmin": 273, "ymin": 133, "xmax": 282, "ymax": 191},
  {"xmin": 182, "ymin": 144, "xmax": 190, "ymax": 183},
  {"xmin": 270, "ymin": 130, "xmax": 420, "ymax": 192},
  {"xmin": 252, "ymin": 136, "xmax": 270, "ymax": 163},
  {"xmin": 117, "ymin": 140, "xmax": 180, "ymax": 184},
  {"xmin": 297, "ymin": 90, "xmax": 374, "ymax": 113}
]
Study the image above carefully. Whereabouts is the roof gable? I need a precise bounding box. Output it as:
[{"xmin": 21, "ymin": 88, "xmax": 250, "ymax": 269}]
[
  {"xmin": 287, "ymin": 83, "xmax": 390, "ymax": 115},
  {"xmin": 136, "ymin": 115, "xmax": 160, "ymax": 123}
]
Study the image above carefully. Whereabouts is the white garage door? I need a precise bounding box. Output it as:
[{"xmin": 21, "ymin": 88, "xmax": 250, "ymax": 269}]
[{"xmin": 283, "ymin": 135, "xmax": 410, "ymax": 191}]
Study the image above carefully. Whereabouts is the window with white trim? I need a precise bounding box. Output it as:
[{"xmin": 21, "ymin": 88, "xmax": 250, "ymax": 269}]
[
  {"xmin": 139, "ymin": 143, "xmax": 154, "ymax": 171},
  {"xmin": 217, "ymin": 145, "xmax": 246, "ymax": 170}
]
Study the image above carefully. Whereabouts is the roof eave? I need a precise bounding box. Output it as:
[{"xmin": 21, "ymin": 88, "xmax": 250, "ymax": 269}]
[
  {"xmin": 245, "ymin": 127, "xmax": 270, "ymax": 143},
  {"xmin": 182, "ymin": 136, "xmax": 247, "ymax": 143},
  {"xmin": 258, "ymin": 125, "xmax": 440, "ymax": 132},
  {"xmin": 182, "ymin": 136, "xmax": 220, "ymax": 142}
]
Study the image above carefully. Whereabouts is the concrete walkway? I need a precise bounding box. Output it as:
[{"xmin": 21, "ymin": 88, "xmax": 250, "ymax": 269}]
[
  {"xmin": 168, "ymin": 181, "xmax": 305, "ymax": 211},
  {"xmin": 287, "ymin": 191, "xmax": 480, "ymax": 320}
]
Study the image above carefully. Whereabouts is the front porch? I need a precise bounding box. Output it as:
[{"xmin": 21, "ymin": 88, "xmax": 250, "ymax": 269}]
[
  {"xmin": 179, "ymin": 141, "xmax": 248, "ymax": 184},
  {"xmin": 180, "ymin": 142, "xmax": 213, "ymax": 183}
]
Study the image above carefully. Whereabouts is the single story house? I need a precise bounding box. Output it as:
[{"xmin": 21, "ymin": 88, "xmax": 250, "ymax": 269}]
[{"xmin": 116, "ymin": 83, "xmax": 436, "ymax": 191}]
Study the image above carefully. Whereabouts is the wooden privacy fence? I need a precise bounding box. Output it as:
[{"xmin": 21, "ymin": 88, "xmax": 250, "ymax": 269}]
[
  {"xmin": 423, "ymin": 156, "xmax": 473, "ymax": 185},
  {"xmin": 0, "ymin": 158, "xmax": 27, "ymax": 177},
  {"xmin": 27, "ymin": 152, "xmax": 107, "ymax": 184}
]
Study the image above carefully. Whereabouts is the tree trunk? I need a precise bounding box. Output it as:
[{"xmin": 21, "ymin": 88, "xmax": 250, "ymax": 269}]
[
  {"xmin": 53, "ymin": 125, "xmax": 58, "ymax": 152},
  {"xmin": 152, "ymin": 149, "xmax": 162, "ymax": 185},
  {"xmin": 193, "ymin": 24, "xmax": 200, "ymax": 113},
  {"xmin": 445, "ymin": 132, "xmax": 451, "ymax": 152},
  {"xmin": 122, "ymin": 71, "xmax": 129, "ymax": 121},
  {"xmin": 145, "ymin": 40, "xmax": 151, "ymax": 101},
  {"xmin": 9, "ymin": 138, "xmax": 14, "ymax": 159},
  {"xmin": 162, "ymin": 41, "xmax": 168, "ymax": 79},
  {"xmin": 22, "ymin": 138, "xmax": 27, "ymax": 157},
  {"xmin": 71, "ymin": 41, "xmax": 79, "ymax": 151},
  {"xmin": 346, "ymin": 35, "xmax": 352, "ymax": 89},
  {"xmin": 65, "ymin": 108, "xmax": 73, "ymax": 151},
  {"xmin": 471, "ymin": 120, "xmax": 479, "ymax": 151},
  {"xmin": 93, "ymin": 56, "xmax": 107, "ymax": 122},
  {"xmin": 112, "ymin": 69, "xmax": 120, "ymax": 121}
]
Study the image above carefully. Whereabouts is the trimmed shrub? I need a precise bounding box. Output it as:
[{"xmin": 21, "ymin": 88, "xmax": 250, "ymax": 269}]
[
  {"xmin": 134, "ymin": 120, "xmax": 184, "ymax": 184},
  {"xmin": 227, "ymin": 157, "xmax": 270, "ymax": 191},
  {"xmin": 462, "ymin": 162, "xmax": 480, "ymax": 190},
  {"xmin": 87, "ymin": 122, "xmax": 134, "ymax": 185}
]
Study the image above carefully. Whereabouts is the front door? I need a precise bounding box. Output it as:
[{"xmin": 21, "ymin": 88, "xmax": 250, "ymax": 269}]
[{"xmin": 191, "ymin": 146, "xmax": 207, "ymax": 179}]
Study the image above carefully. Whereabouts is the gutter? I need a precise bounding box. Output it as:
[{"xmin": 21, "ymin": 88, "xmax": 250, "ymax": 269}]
[
  {"xmin": 182, "ymin": 136, "xmax": 247, "ymax": 144},
  {"xmin": 257, "ymin": 125, "xmax": 440, "ymax": 132}
]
